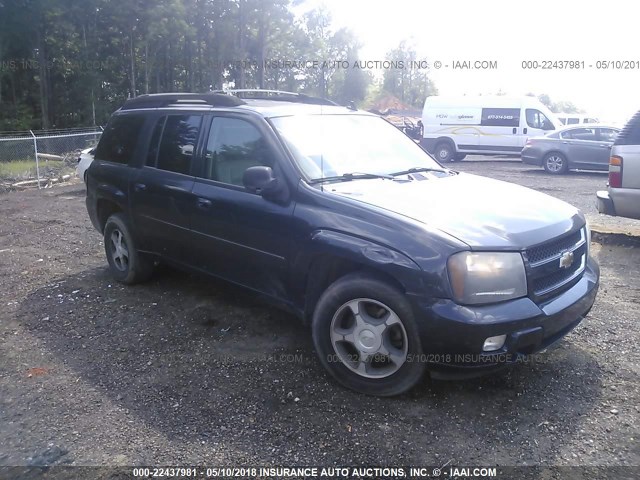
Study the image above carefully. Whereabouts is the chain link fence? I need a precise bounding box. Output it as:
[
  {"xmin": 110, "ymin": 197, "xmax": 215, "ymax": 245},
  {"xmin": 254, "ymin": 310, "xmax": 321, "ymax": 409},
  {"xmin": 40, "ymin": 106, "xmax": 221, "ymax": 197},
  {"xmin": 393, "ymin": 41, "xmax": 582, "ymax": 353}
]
[{"xmin": 0, "ymin": 127, "xmax": 103, "ymax": 190}]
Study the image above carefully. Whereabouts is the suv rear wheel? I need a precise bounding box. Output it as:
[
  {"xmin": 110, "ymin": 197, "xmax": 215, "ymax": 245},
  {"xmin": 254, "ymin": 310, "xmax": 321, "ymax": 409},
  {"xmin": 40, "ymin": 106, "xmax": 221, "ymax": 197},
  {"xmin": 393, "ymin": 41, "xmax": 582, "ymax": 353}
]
[
  {"xmin": 103, "ymin": 213, "xmax": 153, "ymax": 284},
  {"xmin": 312, "ymin": 273, "xmax": 426, "ymax": 396}
]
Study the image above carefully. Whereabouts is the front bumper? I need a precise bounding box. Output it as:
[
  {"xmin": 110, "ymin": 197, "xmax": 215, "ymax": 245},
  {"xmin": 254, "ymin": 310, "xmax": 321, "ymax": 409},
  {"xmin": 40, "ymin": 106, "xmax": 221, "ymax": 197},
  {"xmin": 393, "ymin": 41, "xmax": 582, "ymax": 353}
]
[{"xmin": 408, "ymin": 256, "xmax": 599, "ymax": 379}]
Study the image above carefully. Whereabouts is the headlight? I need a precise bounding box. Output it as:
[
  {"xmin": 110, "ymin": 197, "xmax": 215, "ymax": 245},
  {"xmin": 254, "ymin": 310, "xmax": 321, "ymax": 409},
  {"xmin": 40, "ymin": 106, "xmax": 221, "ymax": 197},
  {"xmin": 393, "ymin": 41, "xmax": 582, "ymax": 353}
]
[{"xmin": 447, "ymin": 252, "xmax": 527, "ymax": 305}]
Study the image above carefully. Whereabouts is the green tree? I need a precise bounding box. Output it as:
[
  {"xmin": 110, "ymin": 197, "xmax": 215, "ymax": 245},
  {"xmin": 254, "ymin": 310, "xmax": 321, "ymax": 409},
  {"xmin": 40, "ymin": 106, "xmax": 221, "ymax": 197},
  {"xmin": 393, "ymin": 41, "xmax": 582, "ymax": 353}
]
[
  {"xmin": 382, "ymin": 40, "xmax": 436, "ymax": 108},
  {"xmin": 536, "ymin": 93, "xmax": 582, "ymax": 113},
  {"xmin": 0, "ymin": 0, "xmax": 435, "ymax": 129}
]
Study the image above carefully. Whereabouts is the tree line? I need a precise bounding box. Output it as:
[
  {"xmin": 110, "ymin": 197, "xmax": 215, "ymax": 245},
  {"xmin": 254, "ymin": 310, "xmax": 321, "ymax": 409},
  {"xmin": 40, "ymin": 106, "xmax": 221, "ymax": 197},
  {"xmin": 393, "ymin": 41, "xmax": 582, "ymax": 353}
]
[{"xmin": 0, "ymin": 0, "xmax": 437, "ymax": 131}]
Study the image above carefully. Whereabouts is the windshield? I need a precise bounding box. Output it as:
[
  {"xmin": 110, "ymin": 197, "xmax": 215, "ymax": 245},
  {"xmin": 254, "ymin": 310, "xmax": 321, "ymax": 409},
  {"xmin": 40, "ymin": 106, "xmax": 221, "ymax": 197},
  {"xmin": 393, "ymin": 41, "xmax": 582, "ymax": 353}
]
[{"xmin": 270, "ymin": 114, "xmax": 442, "ymax": 181}]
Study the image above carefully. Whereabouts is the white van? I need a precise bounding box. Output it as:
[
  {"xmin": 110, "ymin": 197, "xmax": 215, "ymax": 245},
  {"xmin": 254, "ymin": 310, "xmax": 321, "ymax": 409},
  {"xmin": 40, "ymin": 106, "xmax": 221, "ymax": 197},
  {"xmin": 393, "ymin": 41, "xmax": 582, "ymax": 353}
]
[
  {"xmin": 420, "ymin": 96, "xmax": 562, "ymax": 161},
  {"xmin": 556, "ymin": 114, "xmax": 599, "ymax": 126}
]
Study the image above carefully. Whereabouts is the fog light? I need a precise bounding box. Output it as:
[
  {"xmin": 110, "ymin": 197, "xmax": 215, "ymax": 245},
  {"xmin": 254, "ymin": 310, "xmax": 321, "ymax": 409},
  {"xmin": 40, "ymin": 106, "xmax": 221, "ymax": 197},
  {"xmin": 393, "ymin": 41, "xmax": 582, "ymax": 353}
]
[{"xmin": 483, "ymin": 335, "xmax": 507, "ymax": 352}]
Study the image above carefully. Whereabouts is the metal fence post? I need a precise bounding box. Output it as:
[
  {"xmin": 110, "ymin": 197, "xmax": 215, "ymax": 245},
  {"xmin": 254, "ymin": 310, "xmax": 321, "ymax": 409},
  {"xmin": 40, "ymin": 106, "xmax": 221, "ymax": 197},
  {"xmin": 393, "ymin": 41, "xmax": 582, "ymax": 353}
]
[{"xmin": 30, "ymin": 130, "xmax": 41, "ymax": 189}]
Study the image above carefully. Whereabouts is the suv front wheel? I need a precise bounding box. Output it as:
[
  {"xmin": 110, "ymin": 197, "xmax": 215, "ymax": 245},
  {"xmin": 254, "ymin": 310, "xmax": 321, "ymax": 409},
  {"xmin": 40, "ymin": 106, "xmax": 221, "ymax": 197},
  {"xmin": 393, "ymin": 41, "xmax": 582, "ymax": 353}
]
[
  {"xmin": 312, "ymin": 273, "xmax": 426, "ymax": 396},
  {"xmin": 103, "ymin": 213, "xmax": 153, "ymax": 284}
]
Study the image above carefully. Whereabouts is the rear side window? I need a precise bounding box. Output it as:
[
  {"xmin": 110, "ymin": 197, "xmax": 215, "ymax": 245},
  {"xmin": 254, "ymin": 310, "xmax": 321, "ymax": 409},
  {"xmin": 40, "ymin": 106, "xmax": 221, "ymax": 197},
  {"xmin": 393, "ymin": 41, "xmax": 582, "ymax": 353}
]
[
  {"xmin": 615, "ymin": 110, "xmax": 640, "ymax": 146},
  {"xmin": 156, "ymin": 115, "xmax": 202, "ymax": 175},
  {"xmin": 480, "ymin": 108, "xmax": 520, "ymax": 127},
  {"xmin": 95, "ymin": 114, "xmax": 145, "ymax": 164},
  {"xmin": 562, "ymin": 128, "xmax": 597, "ymax": 141}
]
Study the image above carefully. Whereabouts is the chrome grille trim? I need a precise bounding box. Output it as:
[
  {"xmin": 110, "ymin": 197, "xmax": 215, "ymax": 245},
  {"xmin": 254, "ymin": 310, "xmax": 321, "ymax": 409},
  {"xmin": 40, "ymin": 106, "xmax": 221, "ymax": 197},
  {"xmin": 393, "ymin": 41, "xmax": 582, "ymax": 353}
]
[
  {"xmin": 529, "ymin": 229, "xmax": 585, "ymax": 268},
  {"xmin": 526, "ymin": 227, "xmax": 588, "ymax": 299},
  {"xmin": 534, "ymin": 253, "xmax": 586, "ymax": 296}
]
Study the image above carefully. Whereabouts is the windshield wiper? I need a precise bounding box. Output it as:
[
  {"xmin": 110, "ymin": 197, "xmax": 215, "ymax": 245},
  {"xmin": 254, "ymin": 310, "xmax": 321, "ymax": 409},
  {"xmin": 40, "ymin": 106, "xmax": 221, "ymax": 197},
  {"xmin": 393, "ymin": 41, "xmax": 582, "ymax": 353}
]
[
  {"xmin": 390, "ymin": 167, "xmax": 451, "ymax": 177},
  {"xmin": 309, "ymin": 172, "xmax": 394, "ymax": 184}
]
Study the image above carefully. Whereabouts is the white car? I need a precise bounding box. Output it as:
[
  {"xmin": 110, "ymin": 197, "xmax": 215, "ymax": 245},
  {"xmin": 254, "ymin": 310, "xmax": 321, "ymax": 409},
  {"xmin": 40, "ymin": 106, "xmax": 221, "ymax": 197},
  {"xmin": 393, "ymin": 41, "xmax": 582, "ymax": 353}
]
[{"xmin": 76, "ymin": 147, "xmax": 95, "ymax": 183}]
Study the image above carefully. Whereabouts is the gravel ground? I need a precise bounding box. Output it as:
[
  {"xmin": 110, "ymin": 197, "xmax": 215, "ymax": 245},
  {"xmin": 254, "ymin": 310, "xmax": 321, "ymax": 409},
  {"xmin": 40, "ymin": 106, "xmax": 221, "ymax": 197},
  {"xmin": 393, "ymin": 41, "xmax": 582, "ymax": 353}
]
[{"xmin": 0, "ymin": 162, "xmax": 638, "ymax": 475}]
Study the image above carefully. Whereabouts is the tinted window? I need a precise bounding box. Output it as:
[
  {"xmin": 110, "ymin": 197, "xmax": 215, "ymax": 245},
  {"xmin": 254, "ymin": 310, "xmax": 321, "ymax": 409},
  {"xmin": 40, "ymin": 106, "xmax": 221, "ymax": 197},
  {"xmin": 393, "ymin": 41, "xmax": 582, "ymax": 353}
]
[
  {"xmin": 567, "ymin": 118, "xmax": 579, "ymax": 125},
  {"xmin": 572, "ymin": 128, "xmax": 597, "ymax": 141},
  {"xmin": 561, "ymin": 128, "xmax": 597, "ymax": 141},
  {"xmin": 156, "ymin": 115, "xmax": 202, "ymax": 175},
  {"xmin": 480, "ymin": 108, "xmax": 520, "ymax": 127},
  {"xmin": 95, "ymin": 114, "xmax": 144, "ymax": 164},
  {"xmin": 203, "ymin": 118, "xmax": 272, "ymax": 186},
  {"xmin": 526, "ymin": 109, "xmax": 554, "ymax": 130}
]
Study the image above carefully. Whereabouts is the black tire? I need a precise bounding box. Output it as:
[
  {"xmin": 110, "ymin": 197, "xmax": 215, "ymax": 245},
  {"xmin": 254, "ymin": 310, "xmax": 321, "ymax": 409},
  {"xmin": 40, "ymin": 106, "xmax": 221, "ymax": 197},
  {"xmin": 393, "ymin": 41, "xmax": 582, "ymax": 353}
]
[
  {"xmin": 434, "ymin": 141, "xmax": 455, "ymax": 163},
  {"xmin": 543, "ymin": 152, "xmax": 568, "ymax": 174},
  {"xmin": 103, "ymin": 213, "xmax": 153, "ymax": 284},
  {"xmin": 312, "ymin": 273, "xmax": 426, "ymax": 396},
  {"xmin": 454, "ymin": 153, "xmax": 466, "ymax": 161}
]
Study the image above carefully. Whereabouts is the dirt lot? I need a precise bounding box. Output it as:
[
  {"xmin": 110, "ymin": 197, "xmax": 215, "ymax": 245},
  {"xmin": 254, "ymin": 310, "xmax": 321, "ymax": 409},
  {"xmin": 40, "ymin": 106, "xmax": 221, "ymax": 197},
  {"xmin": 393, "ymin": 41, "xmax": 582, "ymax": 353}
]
[{"xmin": 0, "ymin": 162, "xmax": 639, "ymax": 475}]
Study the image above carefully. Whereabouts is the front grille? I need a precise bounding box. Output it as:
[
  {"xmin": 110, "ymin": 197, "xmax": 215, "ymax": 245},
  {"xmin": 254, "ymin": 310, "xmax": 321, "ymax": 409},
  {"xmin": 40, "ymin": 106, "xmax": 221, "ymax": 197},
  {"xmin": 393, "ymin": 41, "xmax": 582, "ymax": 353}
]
[
  {"xmin": 526, "ymin": 229, "xmax": 582, "ymax": 266},
  {"xmin": 525, "ymin": 228, "xmax": 587, "ymax": 299},
  {"xmin": 531, "ymin": 250, "xmax": 586, "ymax": 295}
]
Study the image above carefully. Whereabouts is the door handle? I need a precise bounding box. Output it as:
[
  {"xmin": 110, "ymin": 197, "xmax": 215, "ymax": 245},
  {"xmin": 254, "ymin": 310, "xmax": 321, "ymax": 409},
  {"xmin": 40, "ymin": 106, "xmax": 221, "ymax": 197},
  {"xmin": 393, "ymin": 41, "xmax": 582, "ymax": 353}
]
[
  {"xmin": 196, "ymin": 198, "xmax": 212, "ymax": 210},
  {"xmin": 523, "ymin": 128, "xmax": 528, "ymax": 134},
  {"xmin": 134, "ymin": 183, "xmax": 147, "ymax": 192},
  {"xmin": 512, "ymin": 127, "xmax": 517, "ymax": 134}
]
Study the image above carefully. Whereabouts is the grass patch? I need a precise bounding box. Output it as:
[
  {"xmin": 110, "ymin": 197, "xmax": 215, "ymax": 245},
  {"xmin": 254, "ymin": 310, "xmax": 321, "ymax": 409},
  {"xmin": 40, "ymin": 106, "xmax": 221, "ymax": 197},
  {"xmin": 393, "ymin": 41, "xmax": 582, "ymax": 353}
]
[{"xmin": 0, "ymin": 159, "xmax": 67, "ymax": 182}]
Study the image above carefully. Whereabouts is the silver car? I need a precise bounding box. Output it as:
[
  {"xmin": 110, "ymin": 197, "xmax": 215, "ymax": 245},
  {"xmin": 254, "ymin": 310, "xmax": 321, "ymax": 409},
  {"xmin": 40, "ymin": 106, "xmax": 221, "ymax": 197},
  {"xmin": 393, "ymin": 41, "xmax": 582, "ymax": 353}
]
[
  {"xmin": 597, "ymin": 112, "xmax": 640, "ymax": 220},
  {"xmin": 521, "ymin": 124, "xmax": 619, "ymax": 174}
]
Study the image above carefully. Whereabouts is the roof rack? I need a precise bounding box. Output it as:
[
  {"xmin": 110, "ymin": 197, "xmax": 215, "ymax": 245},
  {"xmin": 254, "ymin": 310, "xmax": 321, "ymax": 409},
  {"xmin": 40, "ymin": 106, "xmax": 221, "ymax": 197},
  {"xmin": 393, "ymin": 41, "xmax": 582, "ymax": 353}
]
[
  {"xmin": 121, "ymin": 93, "xmax": 246, "ymax": 110},
  {"xmin": 214, "ymin": 89, "xmax": 337, "ymax": 106}
]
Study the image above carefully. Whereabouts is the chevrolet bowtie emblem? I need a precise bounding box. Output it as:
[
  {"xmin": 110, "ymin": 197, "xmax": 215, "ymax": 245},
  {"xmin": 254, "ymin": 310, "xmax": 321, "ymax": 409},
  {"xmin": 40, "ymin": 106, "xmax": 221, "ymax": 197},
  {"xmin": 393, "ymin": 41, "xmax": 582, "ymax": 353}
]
[{"xmin": 559, "ymin": 251, "xmax": 574, "ymax": 269}]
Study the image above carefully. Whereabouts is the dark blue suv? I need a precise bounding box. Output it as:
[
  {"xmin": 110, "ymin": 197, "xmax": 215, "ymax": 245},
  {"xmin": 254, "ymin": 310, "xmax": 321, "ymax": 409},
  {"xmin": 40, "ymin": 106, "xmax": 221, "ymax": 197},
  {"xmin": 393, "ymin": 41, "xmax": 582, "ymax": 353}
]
[{"xmin": 86, "ymin": 91, "xmax": 599, "ymax": 396}]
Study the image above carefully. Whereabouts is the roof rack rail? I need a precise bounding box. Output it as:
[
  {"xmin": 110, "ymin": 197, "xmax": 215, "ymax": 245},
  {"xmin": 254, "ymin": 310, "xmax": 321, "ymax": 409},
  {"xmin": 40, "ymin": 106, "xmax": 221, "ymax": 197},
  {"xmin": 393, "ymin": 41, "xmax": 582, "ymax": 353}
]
[
  {"xmin": 121, "ymin": 93, "xmax": 246, "ymax": 110},
  {"xmin": 214, "ymin": 89, "xmax": 337, "ymax": 106}
]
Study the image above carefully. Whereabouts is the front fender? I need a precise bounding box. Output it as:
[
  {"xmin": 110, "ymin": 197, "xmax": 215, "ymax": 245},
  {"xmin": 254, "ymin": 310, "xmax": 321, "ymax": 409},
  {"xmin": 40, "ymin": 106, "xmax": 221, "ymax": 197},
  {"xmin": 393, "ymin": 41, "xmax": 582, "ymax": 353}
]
[{"xmin": 292, "ymin": 229, "xmax": 426, "ymax": 296}]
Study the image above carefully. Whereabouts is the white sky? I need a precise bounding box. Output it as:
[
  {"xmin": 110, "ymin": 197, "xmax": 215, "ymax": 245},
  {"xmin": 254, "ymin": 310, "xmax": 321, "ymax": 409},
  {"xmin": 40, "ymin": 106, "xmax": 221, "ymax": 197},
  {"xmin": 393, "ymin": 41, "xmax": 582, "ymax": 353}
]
[{"xmin": 293, "ymin": 0, "xmax": 640, "ymax": 124}]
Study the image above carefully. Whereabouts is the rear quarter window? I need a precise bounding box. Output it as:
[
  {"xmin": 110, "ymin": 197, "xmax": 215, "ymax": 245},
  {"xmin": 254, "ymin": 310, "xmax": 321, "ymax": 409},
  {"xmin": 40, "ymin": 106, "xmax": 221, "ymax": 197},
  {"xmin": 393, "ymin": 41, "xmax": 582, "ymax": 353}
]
[{"xmin": 95, "ymin": 114, "xmax": 145, "ymax": 164}]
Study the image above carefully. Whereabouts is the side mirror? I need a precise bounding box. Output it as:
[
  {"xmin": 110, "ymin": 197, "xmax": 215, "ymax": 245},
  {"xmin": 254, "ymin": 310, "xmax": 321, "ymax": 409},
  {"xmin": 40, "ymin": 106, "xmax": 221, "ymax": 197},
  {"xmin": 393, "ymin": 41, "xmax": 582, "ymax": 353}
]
[{"xmin": 242, "ymin": 166, "xmax": 289, "ymax": 204}]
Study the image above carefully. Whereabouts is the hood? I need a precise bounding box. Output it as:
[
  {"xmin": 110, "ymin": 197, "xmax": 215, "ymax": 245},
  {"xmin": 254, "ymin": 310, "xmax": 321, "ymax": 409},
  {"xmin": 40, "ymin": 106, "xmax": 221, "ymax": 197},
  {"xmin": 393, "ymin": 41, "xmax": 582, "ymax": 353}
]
[{"xmin": 325, "ymin": 172, "xmax": 583, "ymax": 249}]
